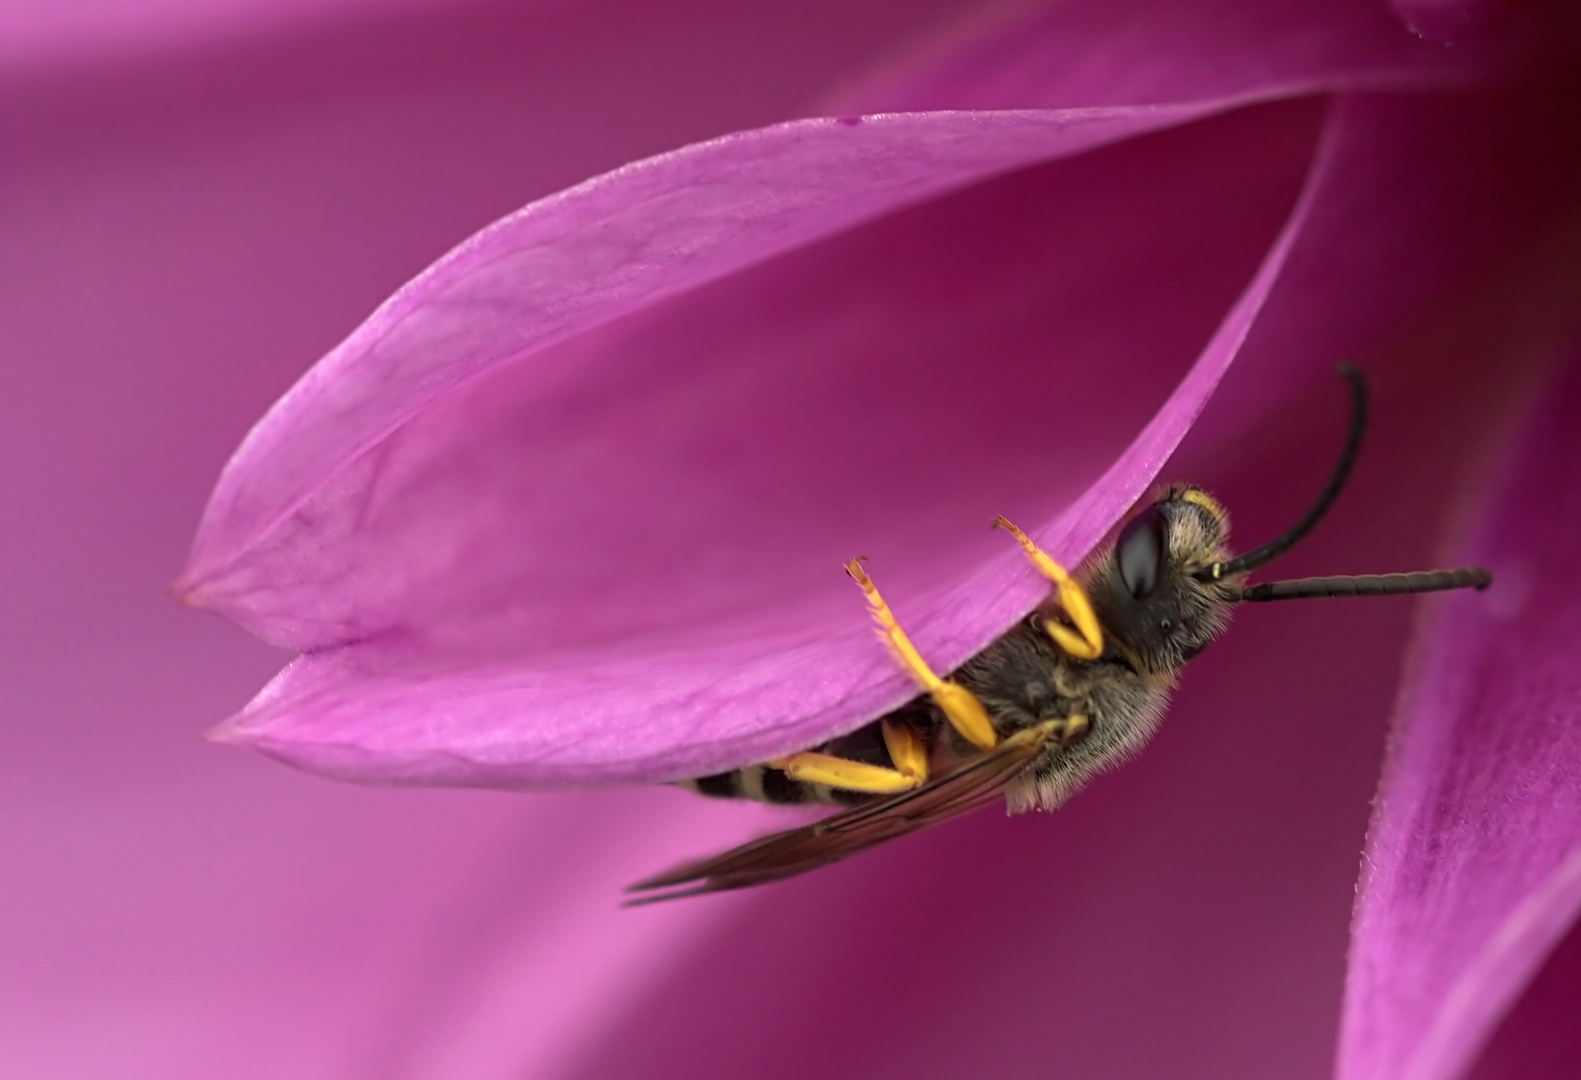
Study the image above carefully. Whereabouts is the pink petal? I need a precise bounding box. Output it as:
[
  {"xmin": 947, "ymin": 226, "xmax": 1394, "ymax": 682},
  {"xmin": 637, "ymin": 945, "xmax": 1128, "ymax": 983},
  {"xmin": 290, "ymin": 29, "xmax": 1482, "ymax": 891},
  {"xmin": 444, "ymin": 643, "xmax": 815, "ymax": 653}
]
[
  {"xmin": 180, "ymin": 101, "xmax": 1259, "ymax": 630},
  {"xmin": 199, "ymin": 96, "xmax": 1327, "ymax": 785},
  {"xmin": 1340, "ymin": 344, "xmax": 1581, "ymax": 1079},
  {"xmin": 211, "ymin": 81, "xmax": 1581, "ymax": 790}
]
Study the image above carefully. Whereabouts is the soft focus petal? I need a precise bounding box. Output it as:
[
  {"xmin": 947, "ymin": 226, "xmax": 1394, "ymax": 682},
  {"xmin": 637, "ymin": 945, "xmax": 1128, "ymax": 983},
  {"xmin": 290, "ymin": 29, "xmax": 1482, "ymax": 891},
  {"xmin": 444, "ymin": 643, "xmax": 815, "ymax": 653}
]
[
  {"xmin": 0, "ymin": 0, "xmax": 457, "ymax": 74},
  {"xmin": 1340, "ymin": 344, "xmax": 1581, "ymax": 1080},
  {"xmin": 1465, "ymin": 916, "xmax": 1581, "ymax": 1078},
  {"xmin": 839, "ymin": 0, "xmax": 1482, "ymax": 112}
]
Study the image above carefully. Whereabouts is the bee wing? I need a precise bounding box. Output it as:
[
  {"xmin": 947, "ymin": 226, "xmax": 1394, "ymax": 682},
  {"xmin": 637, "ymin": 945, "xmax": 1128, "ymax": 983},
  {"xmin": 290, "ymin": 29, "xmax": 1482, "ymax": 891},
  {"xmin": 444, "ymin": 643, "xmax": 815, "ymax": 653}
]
[{"xmin": 625, "ymin": 720, "xmax": 1060, "ymax": 904}]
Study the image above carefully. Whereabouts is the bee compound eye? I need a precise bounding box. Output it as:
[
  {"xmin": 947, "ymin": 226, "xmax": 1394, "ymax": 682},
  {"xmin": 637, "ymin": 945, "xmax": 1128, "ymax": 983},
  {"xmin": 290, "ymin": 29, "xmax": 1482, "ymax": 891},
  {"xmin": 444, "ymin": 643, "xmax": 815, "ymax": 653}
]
[{"xmin": 1116, "ymin": 506, "xmax": 1165, "ymax": 599}]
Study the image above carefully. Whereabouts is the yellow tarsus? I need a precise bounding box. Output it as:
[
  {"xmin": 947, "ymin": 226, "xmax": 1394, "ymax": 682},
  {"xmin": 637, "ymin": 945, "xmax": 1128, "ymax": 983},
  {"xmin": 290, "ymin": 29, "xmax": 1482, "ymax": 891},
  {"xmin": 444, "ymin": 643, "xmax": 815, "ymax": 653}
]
[
  {"xmin": 845, "ymin": 559, "xmax": 998, "ymax": 750},
  {"xmin": 992, "ymin": 516, "xmax": 1104, "ymax": 661},
  {"xmin": 881, "ymin": 719, "xmax": 929, "ymax": 782}
]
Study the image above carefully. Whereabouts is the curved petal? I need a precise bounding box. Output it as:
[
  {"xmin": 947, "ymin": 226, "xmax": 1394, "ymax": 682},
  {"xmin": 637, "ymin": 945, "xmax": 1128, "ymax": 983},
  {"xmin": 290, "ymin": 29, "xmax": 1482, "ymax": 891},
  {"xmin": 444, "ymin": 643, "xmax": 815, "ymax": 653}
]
[
  {"xmin": 1340, "ymin": 345, "xmax": 1581, "ymax": 1080},
  {"xmin": 204, "ymin": 97, "xmax": 1327, "ymax": 785},
  {"xmin": 180, "ymin": 100, "xmax": 1253, "ymax": 633}
]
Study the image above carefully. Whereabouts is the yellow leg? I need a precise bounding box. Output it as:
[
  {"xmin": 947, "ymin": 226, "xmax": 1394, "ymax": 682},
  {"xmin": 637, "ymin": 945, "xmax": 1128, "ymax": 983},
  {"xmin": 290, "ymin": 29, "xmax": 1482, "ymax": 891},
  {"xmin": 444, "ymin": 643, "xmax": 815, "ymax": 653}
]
[
  {"xmin": 772, "ymin": 751, "xmax": 920, "ymax": 793},
  {"xmin": 881, "ymin": 719, "xmax": 928, "ymax": 782},
  {"xmin": 992, "ymin": 516, "xmax": 1104, "ymax": 661},
  {"xmin": 1056, "ymin": 713, "xmax": 1090, "ymax": 746},
  {"xmin": 766, "ymin": 718, "xmax": 928, "ymax": 795},
  {"xmin": 771, "ymin": 714, "xmax": 1082, "ymax": 796},
  {"xmin": 845, "ymin": 558, "xmax": 997, "ymax": 750}
]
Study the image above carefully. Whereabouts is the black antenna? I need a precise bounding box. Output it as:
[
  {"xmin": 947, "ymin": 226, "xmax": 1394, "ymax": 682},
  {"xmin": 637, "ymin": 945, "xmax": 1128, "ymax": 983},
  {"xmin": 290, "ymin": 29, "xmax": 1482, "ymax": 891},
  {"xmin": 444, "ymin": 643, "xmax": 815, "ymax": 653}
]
[
  {"xmin": 1195, "ymin": 364, "xmax": 1367, "ymax": 582},
  {"xmin": 1201, "ymin": 364, "xmax": 1493, "ymax": 603},
  {"xmin": 1239, "ymin": 567, "xmax": 1490, "ymax": 602}
]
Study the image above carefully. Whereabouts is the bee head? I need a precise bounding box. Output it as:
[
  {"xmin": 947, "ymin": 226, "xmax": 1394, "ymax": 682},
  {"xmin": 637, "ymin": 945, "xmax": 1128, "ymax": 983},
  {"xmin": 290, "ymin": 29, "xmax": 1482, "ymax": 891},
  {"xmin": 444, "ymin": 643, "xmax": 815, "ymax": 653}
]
[
  {"xmin": 1083, "ymin": 487, "xmax": 1240, "ymax": 674},
  {"xmin": 1070, "ymin": 368, "xmax": 1492, "ymax": 671}
]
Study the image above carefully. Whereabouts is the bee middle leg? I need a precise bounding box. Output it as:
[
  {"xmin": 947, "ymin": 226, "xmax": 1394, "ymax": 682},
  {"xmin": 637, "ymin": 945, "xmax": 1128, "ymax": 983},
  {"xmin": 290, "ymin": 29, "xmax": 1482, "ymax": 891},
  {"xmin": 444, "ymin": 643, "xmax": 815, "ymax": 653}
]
[{"xmin": 844, "ymin": 558, "xmax": 997, "ymax": 750}]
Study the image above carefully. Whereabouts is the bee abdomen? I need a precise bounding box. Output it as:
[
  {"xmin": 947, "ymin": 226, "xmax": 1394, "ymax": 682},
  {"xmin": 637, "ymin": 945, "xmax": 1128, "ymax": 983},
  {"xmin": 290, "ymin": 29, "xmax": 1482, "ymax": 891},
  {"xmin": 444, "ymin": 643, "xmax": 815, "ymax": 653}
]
[
  {"xmin": 677, "ymin": 764, "xmax": 872, "ymax": 807},
  {"xmin": 680, "ymin": 771, "xmax": 747, "ymax": 799}
]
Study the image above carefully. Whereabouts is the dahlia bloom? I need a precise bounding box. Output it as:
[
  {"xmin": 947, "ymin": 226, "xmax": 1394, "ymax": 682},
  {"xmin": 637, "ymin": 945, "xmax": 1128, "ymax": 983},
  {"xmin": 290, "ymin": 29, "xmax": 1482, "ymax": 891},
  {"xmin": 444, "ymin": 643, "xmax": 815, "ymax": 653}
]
[{"xmin": 9, "ymin": 0, "xmax": 1580, "ymax": 1076}]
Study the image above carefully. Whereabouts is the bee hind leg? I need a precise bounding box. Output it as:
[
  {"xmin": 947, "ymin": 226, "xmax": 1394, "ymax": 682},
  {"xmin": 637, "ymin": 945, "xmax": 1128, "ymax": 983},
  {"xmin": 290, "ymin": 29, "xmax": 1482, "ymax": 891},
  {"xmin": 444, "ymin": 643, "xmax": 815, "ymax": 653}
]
[
  {"xmin": 772, "ymin": 720, "xmax": 928, "ymax": 793},
  {"xmin": 992, "ymin": 516, "xmax": 1103, "ymax": 661},
  {"xmin": 844, "ymin": 558, "xmax": 997, "ymax": 750}
]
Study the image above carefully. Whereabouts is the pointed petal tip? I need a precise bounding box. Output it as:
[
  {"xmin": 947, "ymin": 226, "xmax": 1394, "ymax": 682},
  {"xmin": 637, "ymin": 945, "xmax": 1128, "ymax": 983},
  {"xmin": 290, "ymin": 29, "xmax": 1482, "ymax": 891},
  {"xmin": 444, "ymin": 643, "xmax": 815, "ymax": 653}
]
[{"xmin": 203, "ymin": 713, "xmax": 253, "ymax": 746}]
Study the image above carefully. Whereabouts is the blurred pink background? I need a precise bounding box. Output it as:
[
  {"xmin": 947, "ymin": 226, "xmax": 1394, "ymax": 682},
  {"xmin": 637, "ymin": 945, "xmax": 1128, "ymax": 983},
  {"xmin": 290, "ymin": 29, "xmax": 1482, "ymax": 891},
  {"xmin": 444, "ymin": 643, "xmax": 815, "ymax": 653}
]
[{"xmin": 5, "ymin": 2, "xmax": 1577, "ymax": 1077}]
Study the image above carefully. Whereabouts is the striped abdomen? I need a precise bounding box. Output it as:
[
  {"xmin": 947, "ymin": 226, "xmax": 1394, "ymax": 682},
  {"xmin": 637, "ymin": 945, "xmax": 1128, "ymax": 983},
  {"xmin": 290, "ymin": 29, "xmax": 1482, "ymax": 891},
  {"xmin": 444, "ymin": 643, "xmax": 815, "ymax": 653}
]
[{"xmin": 678, "ymin": 764, "xmax": 862, "ymax": 806}]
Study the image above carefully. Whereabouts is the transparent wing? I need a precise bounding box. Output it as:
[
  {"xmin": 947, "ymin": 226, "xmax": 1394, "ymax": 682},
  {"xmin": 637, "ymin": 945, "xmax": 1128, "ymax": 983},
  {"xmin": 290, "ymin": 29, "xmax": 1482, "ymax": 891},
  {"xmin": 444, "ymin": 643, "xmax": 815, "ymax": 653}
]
[{"xmin": 625, "ymin": 721, "xmax": 1059, "ymax": 904}]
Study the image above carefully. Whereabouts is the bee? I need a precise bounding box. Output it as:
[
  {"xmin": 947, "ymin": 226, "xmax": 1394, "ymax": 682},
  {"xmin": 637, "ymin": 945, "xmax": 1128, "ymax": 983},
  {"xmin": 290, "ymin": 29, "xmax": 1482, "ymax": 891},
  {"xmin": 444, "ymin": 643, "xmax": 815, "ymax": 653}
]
[{"xmin": 628, "ymin": 368, "xmax": 1491, "ymax": 903}]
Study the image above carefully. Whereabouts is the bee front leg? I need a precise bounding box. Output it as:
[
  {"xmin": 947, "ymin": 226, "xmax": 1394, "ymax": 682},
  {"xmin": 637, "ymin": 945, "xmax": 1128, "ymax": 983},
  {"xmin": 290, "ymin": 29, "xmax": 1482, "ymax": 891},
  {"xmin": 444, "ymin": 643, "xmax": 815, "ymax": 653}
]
[
  {"xmin": 992, "ymin": 516, "xmax": 1104, "ymax": 661},
  {"xmin": 844, "ymin": 558, "xmax": 997, "ymax": 750}
]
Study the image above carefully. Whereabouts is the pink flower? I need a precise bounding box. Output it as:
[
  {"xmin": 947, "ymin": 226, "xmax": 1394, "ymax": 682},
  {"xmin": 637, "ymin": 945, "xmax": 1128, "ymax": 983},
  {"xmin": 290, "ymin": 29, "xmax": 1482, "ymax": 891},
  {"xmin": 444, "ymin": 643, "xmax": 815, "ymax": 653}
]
[{"xmin": 11, "ymin": 0, "xmax": 1579, "ymax": 1077}]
